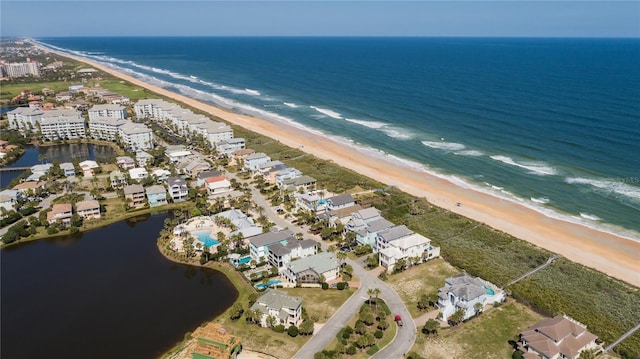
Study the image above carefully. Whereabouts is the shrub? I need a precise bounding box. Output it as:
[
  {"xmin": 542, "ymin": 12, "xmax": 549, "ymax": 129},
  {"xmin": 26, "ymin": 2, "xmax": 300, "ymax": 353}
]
[
  {"xmin": 287, "ymin": 325, "xmax": 299, "ymax": 337},
  {"xmin": 273, "ymin": 324, "xmax": 285, "ymax": 333},
  {"xmin": 366, "ymin": 345, "xmax": 380, "ymax": 356},
  {"xmin": 336, "ymin": 282, "xmax": 346, "ymax": 290},
  {"xmin": 322, "ymin": 282, "xmax": 329, "ymax": 290},
  {"xmin": 345, "ymin": 345, "xmax": 357, "ymax": 355},
  {"xmin": 374, "ymin": 330, "xmax": 383, "ymax": 339},
  {"xmin": 406, "ymin": 351, "xmax": 425, "ymax": 359}
]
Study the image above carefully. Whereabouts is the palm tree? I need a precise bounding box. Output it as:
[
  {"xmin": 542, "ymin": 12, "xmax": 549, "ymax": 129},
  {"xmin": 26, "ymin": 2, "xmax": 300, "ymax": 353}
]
[
  {"xmin": 367, "ymin": 288, "xmax": 375, "ymax": 307},
  {"xmin": 372, "ymin": 288, "xmax": 381, "ymax": 310}
]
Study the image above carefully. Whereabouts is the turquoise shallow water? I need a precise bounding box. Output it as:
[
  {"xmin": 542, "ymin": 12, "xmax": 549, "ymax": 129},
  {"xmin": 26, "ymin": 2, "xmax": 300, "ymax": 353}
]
[{"xmin": 38, "ymin": 37, "xmax": 640, "ymax": 238}]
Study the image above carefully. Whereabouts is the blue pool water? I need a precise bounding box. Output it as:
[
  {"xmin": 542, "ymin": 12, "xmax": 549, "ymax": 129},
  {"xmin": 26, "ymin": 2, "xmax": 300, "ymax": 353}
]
[
  {"xmin": 191, "ymin": 231, "xmax": 220, "ymax": 248},
  {"xmin": 255, "ymin": 283, "xmax": 267, "ymax": 289},
  {"xmin": 267, "ymin": 279, "xmax": 282, "ymax": 287},
  {"xmin": 238, "ymin": 256, "xmax": 251, "ymax": 265},
  {"xmin": 483, "ymin": 286, "xmax": 495, "ymax": 296}
]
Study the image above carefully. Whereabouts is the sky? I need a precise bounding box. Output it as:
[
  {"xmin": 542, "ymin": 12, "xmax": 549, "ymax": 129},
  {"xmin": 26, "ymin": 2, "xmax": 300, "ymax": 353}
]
[{"xmin": 1, "ymin": 1, "xmax": 638, "ymax": 38}]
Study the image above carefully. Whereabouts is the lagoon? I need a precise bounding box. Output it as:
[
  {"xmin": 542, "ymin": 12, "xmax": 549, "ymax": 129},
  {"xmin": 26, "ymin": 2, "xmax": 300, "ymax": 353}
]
[{"xmin": 0, "ymin": 213, "xmax": 237, "ymax": 358}]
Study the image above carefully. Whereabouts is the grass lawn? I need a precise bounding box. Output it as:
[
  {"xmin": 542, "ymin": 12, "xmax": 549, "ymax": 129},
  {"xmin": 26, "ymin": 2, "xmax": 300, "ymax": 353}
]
[
  {"xmin": 385, "ymin": 258, "xmax": 461, "ymax": 318},
  {"xmin": 0, "ymin": 81, "xmax": 73, "ymax": 100},
  {"xmin": 282, "ymin": 287, "xmax": 355, "ymax": 323},
  {"xmin": 412, "ymin": 299, "xmax": 543, "ymax": 359}
]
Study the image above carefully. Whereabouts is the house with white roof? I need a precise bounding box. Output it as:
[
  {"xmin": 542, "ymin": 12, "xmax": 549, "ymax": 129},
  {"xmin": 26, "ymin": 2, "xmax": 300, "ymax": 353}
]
[
  {"xmin": 29, "ymin": 163, "xmax": 53, "ymax": 181},
  {"xmin": 213, "ymin": 209, "xmax": 263, "ymax": 239},
  {"xmin": 110, "ymin": 170, "xmax": 128, "ymax": 188},
  {"xmin": 267, "ymin": 239, "xmax": 317, "ymax": 272},
  {"xmin": 146, "ymin": 185, "xmax": 168, "ymax": 207},
  {"xmin": 151, "ymin": 168, "xmax": 171, "ymax": 183},
  {"xmin": 116, "ymin": 156, "xmax": 136, "ymax": 170},
  {"xmin": 79, "ymin": 160, "xmax": 99, "ymax": 177},
  {"xmin": 437, "ymin": 273, "xmax": 505, "ymax": 322},
  {"xmin": 60, "ymin": 162, "xmax": 76, "ymax": 177},
  {"xmin": 244, "ymin": 152, "xmax": 271, "ymax": 171},
  {"xmin": 295, "ymin": 192, "xmax": 327, "ymax": 212},
  {"xmin": 0, "ymin": 194, "xmax": 16, "ymax": 215},
  {"xmin": 275, "ymin": 167, "xmax": 302, "ymax": 187},
  {"xmin": 166, "ymin": 149, "xmax": 192, "ymax": 163},
  {"xmin": 378, "ymin": 230, "xmax": 441, "ymax": 272},
  {"xmin": 248, "ymin": 230, "xmax": 295, "ymax": 262},
  {"xmin": 128, "ymin": 167, "xmax": 149, "ymax": 181},
  {"xmin": 217, "ymin": 137, "xmax": 246, "ymax": 156},
  {"xmin": 184, "ymin": 160, "xmax": 211, "ymax": 178},
  {"xmin": 250, "ymin": 289, "xmax": 302, "ymax": 329},
  {"xmin": 519, "ymin": 315, "xmax": 599, "ymax": 359}
]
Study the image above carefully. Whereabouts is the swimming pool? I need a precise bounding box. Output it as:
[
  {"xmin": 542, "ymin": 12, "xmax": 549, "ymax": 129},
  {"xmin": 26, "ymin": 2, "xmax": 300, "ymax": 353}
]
[
  {"xmin": 483, "ymin": 285, "xmax": 495, "ymax": 295},
  {"xmin": 191, "ymin": 231, "xmax": 220, "ymax": 248},
  {"xmin": 255, "ymin": 283, "xmax": 267, "ymax": 289},
  {"xmin": 267, "ymin": 279, "xmax": 282, "ymax": 287}
]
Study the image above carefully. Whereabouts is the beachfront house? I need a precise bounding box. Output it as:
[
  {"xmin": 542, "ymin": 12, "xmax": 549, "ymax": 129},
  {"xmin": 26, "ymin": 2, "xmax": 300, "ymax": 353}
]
[
  {"xmin": 326, "ymin": 194, "xmax": 356, "ymax": 212},
  {"xmin": 437, "ymin": 273, "xmax": 505, "ymax": 322},
  {"xmin": 354, "ymin": 217, "xmax": 395, "ymax": 248},
  {"xmin": 248, "ymin": 230, "xmax": 295, "ymax": 262},
  {"xmin": 213, "ymin": 209, "xmax": 263, "ymax": 239},
  {"xmin": 518, "ymin": 315, "xmax": 600, "ymax": 359},
  {"xmin": 250, "ymin": 289, "xmax": 302, "ymax": 329},
  {"xmin": 145, "ymin": 185, "xmax": 168, "ymax": 207},
  {"xmin": 319, "ymin": 205, "xmax": 363, "ymax": 227},
  {"xmin": 244, "ymin": 152, "xmax": 271, "ymax": 172},
  {"xmin": 167, "ymin": 177, "xmax": 188, "ymax": 202},
  {"xmin": 275, "ymin": 167, "xmax": 302, "ymax": 187},
  {"xmin": 76, "ymin": 200, "xmax": 101, "ymax": 220},
  {"xmin": 217, "ymin": 137, "xmax": 246, "ymax": 156},
  {"xmin": 47, "ymin": 203, "xmax": 73, "ymax": 227},
  {"xmin": 282, "ymin": 252, "xmax": 340, "ymax": 285},
  {"xmin": 123, "ymin": 184, "xmax": 146, "ymax": 208},
  {"xmin": 346, "ymin": 207, "xmax": 382, "ymax": 233},
  {"xmin": 281, "ymin": 175, "xmax": 317, "ymax": 193},
  {"xmin": 267, "ymin": 239, "xmax": 317, "ymax": 272},
  {"xmin": 295, "ymin": 192, "xmax": 327, "ymax": 212},
  {"xmin": 110, "ymin": 170, "xmax": 128, "ymax": 188},
  {"xmin": 378, "ymin": 229, "xmax": 441, "ymax": 272}
]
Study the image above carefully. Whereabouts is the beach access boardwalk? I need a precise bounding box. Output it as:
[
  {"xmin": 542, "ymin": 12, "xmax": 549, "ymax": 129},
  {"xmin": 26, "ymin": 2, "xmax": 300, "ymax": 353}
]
[{"xmin": 501, "ymin": 254, "xmax": 561, "ymax": 289}]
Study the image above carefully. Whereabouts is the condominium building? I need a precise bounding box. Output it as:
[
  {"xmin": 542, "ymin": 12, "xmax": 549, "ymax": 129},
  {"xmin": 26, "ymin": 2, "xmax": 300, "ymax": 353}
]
[
  {"xmin": 2, "ymin": 61, "xmax": 41, "ymax": 78},
  {"xmin": 6, "ymin": 107, "xmax": 44, "ymax": 131},
  {"xmin": 88, "ymin": 116, "xmax": 127, "ymax": 141},
  {"xmin": 88, "ymin": 104, "xmax": 127, "ymax": 121},
  {"xmin": 118, "ymin": 122, "xmax": 154, "ymax": 151},
  {"xmin": 39, "ymin": 114, "xmax": 86, "ymax": 141}
]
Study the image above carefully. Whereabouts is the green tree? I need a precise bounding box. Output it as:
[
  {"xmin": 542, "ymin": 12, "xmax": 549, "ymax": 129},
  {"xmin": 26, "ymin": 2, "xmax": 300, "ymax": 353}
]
[
  {"xmin": 422, "ymin": 319, "xmax": 439, "ymax": 336},
  {"xmin": 229, "ymin": 302, "xmax": 244, "ymax": 320},
  {"xmin": 417, "ymin": 294, "xmax": 430, "ymax": 311},
  {"xmin": 299, "ymin": 319, "xmax": 315, "ymax": 335},
  {"xmin": 449, "ymin": 309, "xmax": 465, "ymax": 326},
  {"xmin": 265, "ymin": 315, "xmax": 276, "ymax": 328},
  {"xmin": 287, "ymin": 325, "xmax": 299, "ymax": 337}
]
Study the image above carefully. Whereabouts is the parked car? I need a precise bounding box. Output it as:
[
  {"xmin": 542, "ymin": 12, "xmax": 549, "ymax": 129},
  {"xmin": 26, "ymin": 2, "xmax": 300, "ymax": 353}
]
[{"xmin": 394, "ymin": 315, "xmax": 404, "ymax": 327}]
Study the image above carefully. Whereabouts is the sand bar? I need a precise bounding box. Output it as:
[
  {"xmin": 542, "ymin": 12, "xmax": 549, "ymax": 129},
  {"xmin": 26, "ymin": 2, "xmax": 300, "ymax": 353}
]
[{"xmin": 40, "ymin": 46, "xmax": 639, "ymax": 287}]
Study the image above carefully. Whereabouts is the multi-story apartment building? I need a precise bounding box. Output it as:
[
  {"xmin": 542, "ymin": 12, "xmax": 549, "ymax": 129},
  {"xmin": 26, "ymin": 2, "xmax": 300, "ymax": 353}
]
[
  {"xmin": 88, "ymin": 104, "xmax": 127, "ymax": 121},
  {"xmin": 88, "ymin": 116, "xmax": 127, "ymax": 141},
  {"xmin": 39, "ymin": 111, "xmax": 86, "ymax": 140},
  {"xmin": 1, "ymin": 61, "xmax": 40, "ymax": 78},
  {"xmin": 7, "ymin": 107, "xmax": 44, "ymax": 131},
  {"xmin": 118, "ymin": 122, "xmax": 154, "ymax": 151}
]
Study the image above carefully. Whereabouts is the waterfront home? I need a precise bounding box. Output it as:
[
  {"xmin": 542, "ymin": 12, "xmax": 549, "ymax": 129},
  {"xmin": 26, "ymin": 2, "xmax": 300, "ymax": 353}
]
[
  {"xmin": 295, "ymin": 192, "xmax": 327, "ymax": 212},
  {"xmin": 135, "ymin": 150, "xmax": 153, "ymax": 167},
  {"xmin": 47, "ymin": 203, "xmax": 73, "ymax": 227},
  {"xmin": 437, "ymin": 273, "xmax": 505, "ymax": 322},
  {"xmin": 123, "ymin": 184, "xmax": 146, "ymax": 208},
  {"xmin": 375, "ymin": 225, "xmax": 413, "ymax": 252},
  {"xmin": 281, "ymin": 175, "xmax": 317, "ymax": 193},
  {"xmin": 258, "ymin": 160, "xmax": 285, "ymax": 175},
  {"xmin": 145, "ymin": 185, "xmax": 168, "ymax": 207},
  {"xmin": 79, "ymin": 160, "xmax": 99, "ymax": 177},
  {"xmin": 60, "ymin": 162, "xmax": 76, "ymax": 177},
  {"xmin": 167, "ymin": 177, "xmax": 188, "ymax": 202},
  {"xmin": 0, "ymin": 194, "xmax": 15, "ymax": 215},
  {"xmin": 248, "ymin": 230, "xmax": 295, "ymax": 262},
  {"xmin": 88, "ymin": 104, "xmax": 127, "ymax": 121},
  {"xmin": 244, "ymin": 152, "xmax": 271, "ymax": 172},
  {"xmin": 262, "ymin": 164, "xmax": 289, "ymax": 184},
  {"xmin": 196, "ymin": 170, "xmax": 223, "ymax": 187},
  {"xmin": 267, "ymin": 238, "xmax": 317, "ymax": 272},
  {"xmin": 518, "ymin": 315, "xmax": 599, "ymax": 359},
  {"xmin": 76, "ymin": 200, "xmax": 101, "ymax": 220},
  {"xmin": 12, "ymin": 181, "xmax": 46, "ymax": 196},
  {"xmin": 118, "ymin": 122, "xmax": 154, "ymax": 151},
  {"xmin": 128, "ymin": 167, "xmax": 149, "ymax": 181},
  {"xmin": 217, "ymin": 137, "xmax": 246, "ymax": 156},
  {"xmin": 346, "ymin": 207, "xmax": 382, "ymax": 233},
  {"xmin": 282, "ymin": 251, "xmax": 340, "ymax": 284},
  {"xmin": 250, "ymin": 289, "xmax": 302, "ymax": 329},
  {"xmin": 355, "ymin": 217, "xmax": 395, "ymax": 248},
  {"xmin": 213, "ymin": 208, "xmax": 263, "ymax": 239},
  {"xmin": 68, "ymin": 83, "xmax": 84, "ymax": 92},
  {"xmin": 28, "ymin": 163, "xmax": 53, "ymax": 181},
  {"xmin": 184, "ymin": 160, "xmax": 211, "ymax": 178},
  {"xmin": 0, "ymin": 190, "xmax": 21, "ymax": 211},
  {"xmin": 190, "ymin": 322, "xmax": 242, "ymax": 359},
  {"xmin": 150, "ymin": 168, "xmax": 171, "ymax": 183},
  {"xmin": 326, "ymin": 194, "xmax": 355, "ymax": 212},
  {"xmin": 116, "ymin": 156, "xmax": 136, "ymax": 170},
  {"xmin": 274, "ymin": 167, "xmax": 302, "ymax": 187},
  {"xmin": 204, "ymin": 176, "xmax": 232, "ymax": 195},
  {"xmin": 378, "ymin": 230, "xmax": 441, "ymax": 272},
  {"xmin": 232, "ymin": 148, "xmax": 255, "ymax": 158},
  {"xmin": 110, "ymin": 170, "xmax": 128, "ymax": 188}
]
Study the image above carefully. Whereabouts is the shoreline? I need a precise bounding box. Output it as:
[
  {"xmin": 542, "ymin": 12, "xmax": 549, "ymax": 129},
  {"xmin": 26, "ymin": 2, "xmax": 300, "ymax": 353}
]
[{"xmin": 37, "ymin": 45, "xmax": 639, "ymax": 287}]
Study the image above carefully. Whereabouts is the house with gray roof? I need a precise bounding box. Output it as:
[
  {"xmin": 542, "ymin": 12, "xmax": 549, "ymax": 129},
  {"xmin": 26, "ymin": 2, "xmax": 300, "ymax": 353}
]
[
  {"xmin": 267, "ymin": 239, "xmax": 317, "ymax": 272},
  {"xmin": 196, "ymin": 170, "xmax": 222, "ymax": 187},
  {"xmin": 60, "ymin": 162, "xmax": 76, "ymax": 177},
  {"xmin": 375, "ymin": 225, "xmax": 413, "ymax": 252},
  {"xmin": 123, "ymin": 184, "xmax": 146, "ymax": 208},
  {"xmin": 250, "ymin": 289, "xmax": 302, "ymax": 329},
  {"xmin": 519, "ymin": 315, "xmax": 599, "ymax": 359},
  {"xmin": 167, "ymin": 177, "xmax": 188, "ymax": 202},
  {"xmin": 244, "ymin": 152, "xmax": 271, "ymax": 171},
  {"xmin": 248, "ymin": 230, "xmax": 295, "ymax": 262},
  {"xmin": 355, "ymin": 217, "xmax": 394, "ymax": 248},
  {"xmin": 346, "ymin": 207, "xmax": 382, "ymax": 233},
  {"xmin": 145, "ymin": 185, "xmax": 167, "ymax": 207},
  {"xmin": 437, "ymin": 273, "xmax": 504, "ymax": 322},
  {"xmin": 326, "ymin": 194, "xmax": 355, "ymax": 211},
  {"xmin": 283, "ymin": 252, "xmax": 340, "ymax": 284},
  {"xmin": 281, "ymin": 175, "xmax": 316, "ymax": 193}
]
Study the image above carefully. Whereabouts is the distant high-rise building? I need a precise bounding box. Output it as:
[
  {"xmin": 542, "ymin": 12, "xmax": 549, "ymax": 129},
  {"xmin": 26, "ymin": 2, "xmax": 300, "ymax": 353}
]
[{"xmin": 1, "ymin": 60, "xmax": 41, "ymax": 78}]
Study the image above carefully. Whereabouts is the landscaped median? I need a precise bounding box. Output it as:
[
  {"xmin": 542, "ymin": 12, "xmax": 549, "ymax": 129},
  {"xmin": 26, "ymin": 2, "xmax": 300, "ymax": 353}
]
[{"xmin": 315, "ymin": 298, "xmax": 397, "ymax": 359}]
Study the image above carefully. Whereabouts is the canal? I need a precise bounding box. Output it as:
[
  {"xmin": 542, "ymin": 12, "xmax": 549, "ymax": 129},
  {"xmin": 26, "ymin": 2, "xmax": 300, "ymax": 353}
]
[{"xmin": 1, "ymin": 213, "xmax": 238, "ymax": 358}]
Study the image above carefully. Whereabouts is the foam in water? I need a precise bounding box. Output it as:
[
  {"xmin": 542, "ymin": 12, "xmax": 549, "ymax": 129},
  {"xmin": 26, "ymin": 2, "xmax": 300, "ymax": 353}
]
[
  {"xmin": 310, "ymin": 106, "xmax": 342, "ymax": 119},
  {"xmin": 244, "ymin": 88, "xmax": 261, "ymax": 96},
  {"xmin": 454, "ymin": 150, "xmax": 484, "ymax": 157},
  {"xmin": 565, "ymin": 177, "xmax": 640, "ymax": 202},
  {"xmin": 531, "ymin": 197, "xmax": 550, "ymax": 204},
  {"xmin": 344, "ymin": 118, "xmax": 388, "ymax": 129},
  {"xmin": 580, "ymin": 212, "xmax": 602, "ymax": 221},
  {"xmin": 422, "ymin": 140, "xmax": 466, "ymax": 151},
  {"xmin": 490, "ymin": 155, "xmax": 558, "ymax": 176},
  {"xmin": 283, "ymin": 102, "xmax": 299, "ymax": 108},
  {"xmin": 381, "ymin": 127, "xmax": 413, "ymax": 140}
]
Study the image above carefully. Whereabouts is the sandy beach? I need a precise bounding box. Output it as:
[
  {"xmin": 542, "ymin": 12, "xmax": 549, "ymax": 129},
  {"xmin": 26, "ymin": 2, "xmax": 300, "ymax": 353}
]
[{"xmin": 41, "ymin": 46, "xmax": 639, "ymax": 287}]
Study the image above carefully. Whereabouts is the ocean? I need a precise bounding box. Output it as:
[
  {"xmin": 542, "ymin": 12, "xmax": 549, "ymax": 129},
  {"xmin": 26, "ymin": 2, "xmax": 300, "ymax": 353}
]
[{"xmin": 37, "ymin": 37, "xmax": 640, "ymax": 239}]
